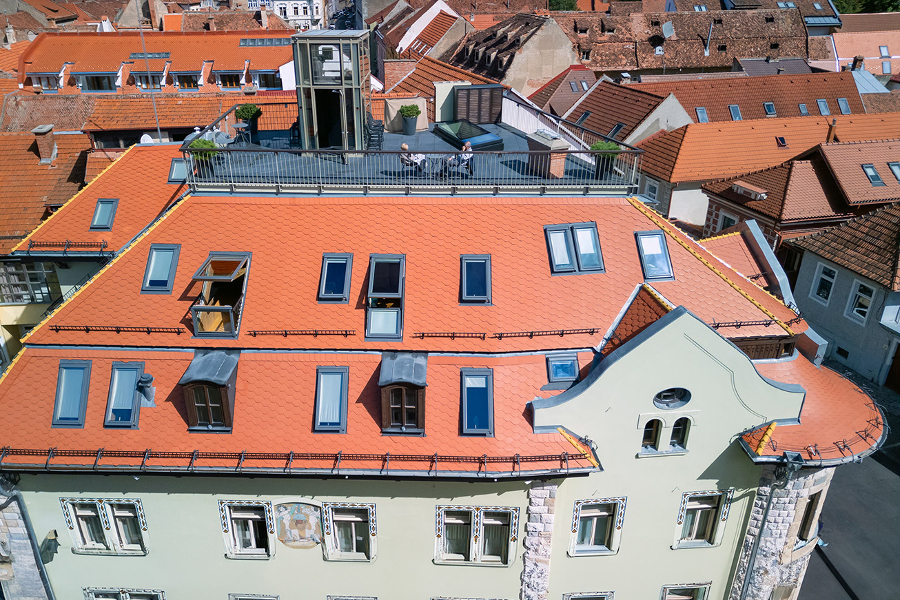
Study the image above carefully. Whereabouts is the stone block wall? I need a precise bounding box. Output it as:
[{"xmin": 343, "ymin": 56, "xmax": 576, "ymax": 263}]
[
  {"xmin": 0, "ymin": 487, "xmax": 49, "ymax": 600},
  {"xmin": 521, "ymin": 481, "xmax": 557, "ymax": 600}
]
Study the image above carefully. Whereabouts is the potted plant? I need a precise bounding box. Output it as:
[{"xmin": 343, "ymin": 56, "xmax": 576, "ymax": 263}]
[
  {"xmin": 189, "ymin": 138, "xmax": 219, "ymax": 164},
  {"xmin": 399, "ymin": 104, "xmax": 420, "ymax": 136},
  {"xmin": 235, "ymin": 103, "xmax": 262, "ymax": 122},
  {"xmin": 591, "ymin": 140, "xmax": 621, "ymax": 180}
]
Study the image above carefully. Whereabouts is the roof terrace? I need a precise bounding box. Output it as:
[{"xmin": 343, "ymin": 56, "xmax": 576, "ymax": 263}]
[{"xmin": 178, "ymin": 94, "xmax": 642, "ymax": 196}]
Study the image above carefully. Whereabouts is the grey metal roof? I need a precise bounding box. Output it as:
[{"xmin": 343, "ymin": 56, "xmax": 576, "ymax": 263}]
[
  {"xmin": 804, "ymin": 16, "xmax": 842, "ymax": 25},
  {"xmin": 853, "ymin": 69, "xmax": 890, "ymax": 95},
  {"xmin": 178, "ymin": 350, "xmax": 240, "ymax": 386},
  {"xmin": 378, "ymin": 352, "xmax": 428, "ymax": 387},
  {"xmin": 293, "ymin": 29, "xmax": 368, "ymax": 39}
]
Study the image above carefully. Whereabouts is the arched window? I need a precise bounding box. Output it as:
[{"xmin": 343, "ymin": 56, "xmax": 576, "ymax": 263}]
[
  {"xmin": 670, "ymin": 417, "xmax": 690, "ymax": 449},
  {"xmin": 642, "ymin": 419, "xmax": 661, "ymax": 450}
]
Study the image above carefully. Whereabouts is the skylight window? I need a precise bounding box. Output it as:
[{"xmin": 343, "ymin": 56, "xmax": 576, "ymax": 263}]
[
  {"xmin": 813, "ymin": 1, "xmax": 822, "ymax": 7},
  {"xmin": 104, "ymin": 362, "xmax": 143, "ymax": 428},
  {"xmin": 168, "ymin": 158, "xmax": 187, "ymax": 183},
  {"xmin": 728, "ymin": 105, "xmax": 742, "ymax": 121},
  {"xmin": 141, "ymin": 244, "xmax": 180, "ymax": 294},
  {"xmin": 608, "ymin": 122, "xmax": 626, "ymax": 139},
  {"xmin": 888, "ymin": 162, "xmax": 900, "ymax": 181},
  {"xmin": 461, "ymin": 368, "xmax": 493, "ymax": 435},
  {"xmin": 366, "ymin": 254, "xmax": 405, "ymax": 339},
  {"xmin": 863, "ymin": 164, "xmax": 886, "ymax": 186},
  {"xmin": 695, "ymin": 107, "xmax": 709, "ymax": 123},
  {"xmin": 318, "ymin": 253, "xmax": 353, "ymax": 302},
  {"xmin": 763, "ymin": 102, "xmax": 776, "ymax": 117},
  {"xmin": 693, "ymin": 5, "xmax": 707, "ymax": 10},
  {"xmin": 635, "ymin": 231, "xmax": 674, "ymax": 281},
  {"xmin": 837, "ymin": 98, "xmax": 851, "ymax": 115},
  {"xmin": 129, "ymin": 52, "xmax": 170, "ymax": 59},
  {"xmin": 881, "ymin": 45, "xmax": 890, "ymax": 58},
  {"xmin": 190, "ymin": 252, "xmax": 251, "ymax": 338},
  {"xmin": 580, "ymin": 80, "xmax": 589, "ymax": 91},
  {"xmin": 884, "ymin": 61, "xmax": 892, "ymax": 75},
  {"xmin": 816, "ymin": 99, "xmax": 830, "ymax": 116},
  {"xmin": 52, "ymin": 360, "xmax": 91, "ymax": 428},
  {"xmin": 570, "ymin": 81, "xmax": 579, "ymax": 92},
  {"xmin": 544, "ymin": 223, "xmax": 604, "ymax": 275},
  {"xmin": 461, "ymin": 255, "xmax": 491, "ymax": 303},
  {"xmin": 798, "ymin": 103, "xmax": 809, "ymax": 116},
  {"xmin": 547, "ymin": 353, "xmax": 579, "ymax": 383},
  {"xmin": 90, "ymin": 198, "xmax": 118, "ymax": 230},
  {"xmin": 314, "ymin": 366, "xmax": 349, "ymax": 433}
]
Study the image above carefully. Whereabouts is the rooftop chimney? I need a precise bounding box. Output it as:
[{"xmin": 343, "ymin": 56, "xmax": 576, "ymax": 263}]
[
  {"xmin": 5, "ymin": 23, "xmax": 15, "ymax": 45},
  {"xmin": 207, "ymin": 14, "xmax": 215, "ymax": 31},
  {"xmin": 851, "ymin": 55, "xmax": 864, "ymax": 71},
  {"xmin": 31, "ymin": 124, "xmax": 56, "ymax": 165},
  {"xmin": 260, "ymin": 6, "xmax": 268, "ymax": 28},
  {"xmin": 826, "ymin": 118, "xmax": 837, "ymax": 144},
  {"xmin": 776, "ymin": 67, "xmax": 784, "ymax": 74}
]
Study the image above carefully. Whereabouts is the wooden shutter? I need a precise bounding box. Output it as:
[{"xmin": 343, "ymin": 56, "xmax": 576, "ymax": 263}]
[
  {"xmin": 380, "ymin": 386, "xmax": 391, "ymax": 430},
  {"xmin": 416, "ymin": 387, "xmax": 426, "ymax": 431},
  {"xmin": 183, "ymin": 385, "xmax": 199, "ymax": 427},
  {"xmin": 455, "ymin": 85, "xmax": 503, "ymax": 124},
  {"xmin": 221, "ymin": 385, "xmax": 233, "ymax": 428}
]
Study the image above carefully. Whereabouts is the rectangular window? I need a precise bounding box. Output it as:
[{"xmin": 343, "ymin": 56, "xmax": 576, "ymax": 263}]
[
  {"xmin": 635, "ymin": 231, "xmax": 674, "ymax": 281},
  {"xmin": 695, "ymin": 107, "xmax": 708, "ymax": 123},
  {"xmin": 680, "ymin": 496, "xmax": 721, "ymax": 544},
  {"xmin": 570, "ymin": 81, "xmax": 579, "ymax": 92},
  {"xmin": 810, "ymin": 263, "xmax": 836, "ymax": 305},
  {"xmin": 219, "ymin": 73, "xmax": 242, "ymax": 88},
  {"xmin": 52, "ymin": 360, "xmax": 91, "ymax": 428},
  {"xmin": 176, "ymin": 74, "xmax": 199, "ymax": 89},
  {"xmin": 0, "ymin": 261, "xmax": 61, "ymax": 304},
  {"xmin": 86, "ymin": 590, "xmax": 164, "ymax": 600},
  {"xmin": 881, "ymin": 45, "xmax": 890, "ymax": 57},
  {"xmin": 662, "ymin": 584, "xmax": 710, "ymax": 600},
  {"xmin": 436, "ymin": 506, "xmax": 518, "ymax": 565},
  {"xmin": 816, "ymin": 99, "xmax": 830, "ymax": 115},
  {"xmin": 314, "ymin": 366, "xmax": 348, "ymax": 433},
  {"xmin": 135, "ymin": 74, "xmax": 162, "ymax": 89},
  {"xmin": 109, "ymin": 503, "xmax": 145, "ymax": 551},
  {"xmin": 104, "ymin": 362, "xmax": 144, "ymax": 428},
  {"xmin": 186, "ymin": 384, "xmax": 230, "ymax": 429},
  {"xmin": 798, "ymin": 103, "xmax": 809, "ymax": 116},
  {"xmin": 168, "ymin": 158, "xmax": 187, "ymax": 183},
  {"xmin": 62, "ymin": 499, "xmax": 148, "ymax": 555},
  {"xmin": 256, "ymin": 72, "xmax": 282, "ymax": 89},
  {"xmin": 719, "ymin": 212, "xmax": 737, "ymax": 231},
  {"xmin": 544, "ymin": 223, "xmax": 604, "ymax": 274},
  {"xmin": 813, "ymin": 2, "xmax": 822, "ymax": 7},
  {"xmin": 547, "ymin": 353, "xmax": 579, "ymax": 383},
  {"xmin": 884, "ymin": 61, "xmax": 893, "ymax": 75},
  {"xmin": 889, "ymin": 162, "xmax": 900, "ymax": 182},
  {"xmin": 73, "ymin": 503, "xmax": 109, "ymax": 550},
  {"xmin": 229, "ymin": 505, "xmax": 271, "ymax": 557},
  {"xmin": 798, "ymin": 491, "xmax": 822, "ymax": 541},
  {"xmin": 581, "ymin": 49, "xmax": 590, "ymax": 60},
  {"xmin": 837, "ymin": 97, "xmax": 851, "ymax": 115},
  {"xmin": 461, "ymin": 255, "xmax": 491, "ymax": 303},
  {"xmin": 575, "ymin": 503, "xmax": 613, "ymax": 551},
  {"xmin": 481, "ymin": 511, "xmax": 511, "ymax": 563},
  {"xmin": 608, "ymin": 122, "xmax": 625, "ymax": 139},
  {"xmin": 324, "ymin": 504, "xmax": 376, "ymax": 560},
  {"xmin": 81, "ymin": 75, "xmax": 116, "ymax": 91},
  {"xmin": 380, "ymin": 384, "xmax": 425, "ymax": 432},
  {"xmin": 845, "ymin": 280, "xmax": 875, "ymax": 324},
  {"xmin": 728, "ymin": 105, "xmax": 742, "ymax": 121},
  {"xmin": 863, "ymin": 163, "xmax": 885, "ymax": 186},
  {"xmin": 141, "ymin": 244, "xmax": 180, "ymax": 294},
  {"xmin": 366, "ymin": 255, "xmax": 405, "ymax": 339},
  {"xmin": 461, "ymin": 368, "xmax": 493, "ymax": 435},
  {"xmin": 581, "ymin": 80, "xmax": 589, "ymax": 91},
  {"xmin": 644, "ymin": 178, "xmax": 659, "ymax": 201},
  {"xmin": 763, "ymin": 102, "xmax": 776, "ymax": 117},
  {"xmin": 90, "ymin": 198, "xmax": 118, "ymax": 230},
  {"xmin": 318, "ymin": 253, "xmax": 353, "ymax": 302},
  {"xmin": 443, "ymin": 510, "xmax": 472, "ymax": 560},
  {"xmin": 191, "ymin": 252, "xmax": 250, "ymax": 338},
  {"xmin": 693, "ymin": 4, "xmax": 707, "ymax": 10}
]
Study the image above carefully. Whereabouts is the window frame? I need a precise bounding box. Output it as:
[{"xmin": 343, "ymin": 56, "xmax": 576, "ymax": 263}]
[
  {"xmin": 190, "ymin": 251, "xmax": 251, "ymax": 339},
  {"xmin": 547, "ymin": 353, "xmax": 579, "ymax": 384},
  {"xmin": 881, "ymin": 45, "xmax": 890, "ymax": 58},
  {"xmin": 141, "ymin": 244, "xmax": 181, "ymax": 295},
  {"xmin": 763, "ymin": 102, "xmax": 776, "ymax": 117},
  {"xmin": 669, "ymin": 416, "xmax": 691, "ymax": 450},
  {"xmin": 844, "ymin": 279, "xmax": 876, "ymax": 325},
  {"xmin": 380, "ymin": 383, "xmax": 425, "ymax": 433},
  {"xmin": 167, "ymin": 158, "xmax": 187, "ymax": 183},
  {"xmin": 219, "ymin": 500, "xmax": 275, "ymax": 559},
  {"xmin": 798, "ymin": 103, "xmax": 809, "ymax": 116},
  {"xmin": 660, "ymin": 583, "xmax": 712, "ymax": 600},
  {"xmin": 570, "ymin": 81, "xmax": 579, "ymax": 92},
  {"xmin": 460, "ymin": 368, "xmax": 494, "ymax": 436},
  {"xmin": 808, "ymin": 261, "xmax": 837, "ymax": 307},
  {"xmin": 322, "ymin": 502, "xmax": 377, "ymax": 561},
  {"xmin": 176, "ymin": 73, "xmax": 199, "ymax": 90},
  {"xmin": 544, "ymin": 222, "xmax": 605, "ymax": 275},
  {"xmin": 218, "ymin": 72, "xmax": 243, "ymax": 88},
  {"xmin": 837, "ymin": 97, "xmax": 851, "ymax": 115},
  {"xmin": 728, "ymin": 104, "xmax": 742, "ymax": 121},
  {"xmin": 434, "ymin": 505, "xmax": 519, "ymax": 566},
  {"xmin": 673, "ymin": 490, "xmax": 733, "ymax": 549},
  {"xmin": 718, "ymin": 211, "xmax": 738, "ymax": 232},
  {"xmin": 644, "ymin": 177, "xmax": 660, "ymax": 201},
  {"xmin": 635, "ymin": 230, "xmax": 675, "ymax": 282},
  {"xmin": 641, "ymin": 418, "xmax": 662, "ymax": 451},
  {"xmin": 183, "ymin": 381, "xmax": 233, "ymax": 431},
  {"xmin": 60, "ymin": 498, "xmax": 149, "ymax": 555},
  {"xmin": 568, "ymin": 497, "xmax": 627, "ymax": 556},
  {"xmin": 103, "ymin": 361, "xmax": 144, "ymax": 429},
  {"xmin": 318, "ymin": 253, "xmax": 353, "ymax": 303},
  {"xmin": 460, "ymin": 254, "xmax": 492, "ymax": 303},
  {"xmin": 366, "ymin": 254, "xmax": 406, "ymax": 341},
  {"xmin": 52, "ymin": 359, "xmax": 92, "ymax": 428},
  {"xmin": 888, "ymin": 161, "xmax": 900, "ymax": 182},
  {"xmin": 608, "ymin": 122, "xmax": 625, "ymax": 139},
  {"xmin": 313, "ymin": 366, "xmax": 349, "ymax": 433},
  {"xmin": 89, "ymin": 198, "xmax": 119, "ymax": 231},
  {"xmin": 816, "ymin": 99, "xmax": 830, "ymax": 116},
  {"xmin": 695, "ymin": 107, "xmax": 708, "ymax": 123},
  {"xmin": 862, "ymin": 163, "xmax": 886, "ymax": 186},
  {"xmin": 85, "ymin": 590, "xmax": 165, "ymax": 600},
  {"xmin": 0, "ymin": 261, "xmax": 61, "ymax": 305}
]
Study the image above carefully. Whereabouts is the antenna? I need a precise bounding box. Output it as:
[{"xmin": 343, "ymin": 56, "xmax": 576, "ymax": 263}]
[{"xmin": 137, "ymin": 15, "xmax": 162, "ymax": 142}]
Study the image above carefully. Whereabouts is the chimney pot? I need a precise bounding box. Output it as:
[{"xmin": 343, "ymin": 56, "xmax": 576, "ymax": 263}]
[
  {"xmin": 826, "ymin": 118, "xmax": 837, "ymax": 143},
  {"xmin": 31, "ymin": 124, "xmax": 56, "ymax": 164}
]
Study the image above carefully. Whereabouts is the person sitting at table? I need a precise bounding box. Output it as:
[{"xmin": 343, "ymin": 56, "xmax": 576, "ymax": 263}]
[
  {"xmin": 440, "ymin": 141, "xmax": 474, "ymax": 177},
  {"xmin": 399, "ymin": 143, "xmax": 427, "ymax": 174}
]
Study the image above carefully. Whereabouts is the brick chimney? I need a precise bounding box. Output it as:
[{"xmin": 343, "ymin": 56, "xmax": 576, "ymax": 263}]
[
  {"xmin": 31, "ymin": 124, "xmax": 56, "ymax": 165},
  {"xmin": 260, "ymin": 6, "xmax": 268, "ymax": 28},
  {"xmin": 826, "ymin": 118, "xmax": 837, "ymax": 144},
  {"xmin": 851, "ymin": 55, "xmax": 864, "ymax": 71},
  {"xmin": 207, "ymin": 14, "xmax": 216, "ymax": 31}
]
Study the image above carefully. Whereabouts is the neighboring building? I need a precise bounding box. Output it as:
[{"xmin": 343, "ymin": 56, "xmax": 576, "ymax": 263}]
[
  {"xmin": 247, "ymin": 0, "xmax": 324, "ymax": 29},
  {"xmin": 161, "ymin": 8, "xmax": 292, "ymax": 30},
  {"xmin": 721, "ymin": 0, "xmax": 841, "ymax": 35},
  {"xmin": 373, "ymin": 0, "xmax": 465, "ymax": 68},
  {"xmin": 733, "ymin": 56, "xmax": 814, "ymax": 75},
  {"xmin": 447, "ymin": 13, "xmax": 578, "ymax": 96},
  {"xmin": 18, "ymin": 30, "xmax": 293, "ymax": 95},
  {"xmin": 635, "ymin": 112, "xmax": 900, "ymax": 223},
  {"xmin": 527, "ymin": 64, "xmax": 597, "ymax": 116},
  {"xmin": 788, "ymin": 203, "xmax": 900, "ymax": 390},
  {"xmin": 627, "ymin": 71, "xmax": 865, "ymax": 123},
  {"xmin": 554, "ymin": 9, "xmax": 808, "ymax": 76},
  {"xmin": 830, "ymin": 22, "xmax": 900, "ymax": 78}
]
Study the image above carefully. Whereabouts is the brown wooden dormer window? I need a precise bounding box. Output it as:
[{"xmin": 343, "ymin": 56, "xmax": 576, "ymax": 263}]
[
  {"xmin": 184, "ymin": 382, "xmax": 232, "ymax": 429},
  {"xmin": 381, "ymin": 384, "xmax": 425, "ymax": 433},
  {"xmin": 178, "ymin": 349, "xmax": 239, "ymax": 431}
]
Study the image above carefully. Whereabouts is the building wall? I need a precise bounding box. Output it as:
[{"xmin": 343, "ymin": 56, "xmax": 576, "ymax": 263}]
[
  {"xmin": 427, "ymin": 18, "xmax": 468, "ymax": 63},
  {"xmin": 0, "ymin": 482, "xmax": 49, "ymax": 600},
  {"xmin": 793, "ymin": 254, "xmax": 892, "ymax": 381},
  {"xmin": 624, "ymin": 94, "xmax": 693, "ymax": 146},
  {"xmin": 668, "ymin": 181, "xmax": 709, "ymax": 225},
  {"xmin": 703, "ymin": 195, "xmax": 778, "ymax": 246},
  {"xmin": 504, "ymin": 21, "xmax": 579, "ymax": 98}
]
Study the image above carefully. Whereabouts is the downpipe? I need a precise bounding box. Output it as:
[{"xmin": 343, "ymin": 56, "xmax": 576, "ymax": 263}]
[{"xmin": 0, "ymin": 475, "xmax": 57, "ymax": 600}]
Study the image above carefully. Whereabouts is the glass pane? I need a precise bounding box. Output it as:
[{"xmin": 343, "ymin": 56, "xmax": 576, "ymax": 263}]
[
  {"xmin": 464, "ymin": 375, "xmax": 489, "ymax": 431},
  {"xmin": 574, "ymin": 227, "xmax": 601, "ymax": 269},
  {"xmin": 116, "ymin": 513, "xmax": 142, "ymax": 546},
  {"xmin": 576, "ymin": 516, "xmax": 593, "ymax": 545},
  {"xmin": 371, "ymin": 260, "xmax": 401, "ymax": 295},
  {"xmin": 234, "ymin": 518, "xmax": 253, "ymax": 548},
  {"xmin": 816, "ymin": 277, "xmax": 833, "ymax": 300},
  {"xmin": 322, "ymin": 259, "xmax": 347, "ymax": 296},
  {"xmin": 550, "ymin": 359, "xmax": 578, "ymax": 380},
  {"xmin": 548, "ymin": 230, "xmax": 572, "ymax": 268},
  {"xmin": 681, "ymin": 510, "xmax": 697, "ymax": 540},
  {"xmin": 56, "ymin": 367, "xmax": 85, "ymax": 421},
  {"xmin": 92, "ymin": 201, "xmax": 114, "ymax": 227},
  {"xmin": 592, "ymin": 514, "xmax": 610, "ymax": 546},
  {"xmin": 638, "ymin": 234, "xmax": 673, "ymax": 278},
  {"xmin": 335, "ymin": 520, "xmax": 353, "ymax": 552},
  {"xmin": 444, "ymin": 511, "xmax": 470, "ymax": 559},
  {"xmin": 368, "ymin": 308, "xmax": 399, "ymax": 335},
  {"xmin": 464, "ymin": 260, "xmax": 488, "ymax": 298},
  {"xmin": 146, "ymin": 249, "xmax": 174, "ymax": 287},
  {"xmin": 482, "ymin": 517, "xmax": 509, "ymax": 561},
  {"xmin": 108, "ymin": 368, "xmax": 138, "ymax": 423},
  {"xmin": 317, "ymin": 371, "xmax": 343, "ymax": 426},
  {"xmin": 192, "ymin": 387, "xmax": 210, "ymax": 424},
  {"xmin": 694, "ymin": 508, "xmax": 713, "ymax": 541},
  {"xmin": 206, "ymin": 259, "xmax": 243, "ymax": 278}
]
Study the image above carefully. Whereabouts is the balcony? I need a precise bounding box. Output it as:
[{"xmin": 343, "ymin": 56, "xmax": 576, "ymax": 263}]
[{"xmin": 180, "ymin": 95, "xmax": 642, "ymax": 196}]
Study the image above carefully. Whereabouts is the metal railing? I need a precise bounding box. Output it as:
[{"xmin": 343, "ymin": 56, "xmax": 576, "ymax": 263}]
[{"xmin": 180, "ymin": 99, "xmax": 641, "ymax": 195}]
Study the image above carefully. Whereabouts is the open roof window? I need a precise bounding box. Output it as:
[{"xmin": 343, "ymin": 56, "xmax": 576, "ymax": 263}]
[
  {"xmin": 695, "ymin": 107, "xmax": 709, "ymax": 123},
  {"xmin": 90, "ymin": 198, "xmax": 118, "ymax": 231},
  {"xmin": 168, "ymin": 158, "xmax": 187, "ymax": 184},
  {"xmin": 366, "ymin": 254, "xmax": 405, "ymax": 340},
  {"xmin": 608, "ymin": 122, "xmax": 626, "ymax": 139},
  {"xmin": 728, "ymin": 105, "xmax": 742, "ymax": 121},
  {"xmin": 461, "ymin": 255, "xmax": 491, "ymax": 303},
  {"xmin": 863, "ymin": 164, "xmax": 886, "ymax": 186},
  {"xmin": 461, "ymin": 368, "xmax": 493, "ymax": 436},
  {"xmin": 318, "ymin": 253, "xmax": 353, "ymax": 302},
  {"xmin": 104, "ymin": 361, "xmax": 144, "ymax": 428},
  {"xmin": 544, "ymin": 223, "xmax": 604, "ymax": 275},
  {"xmin": 837, "ymin": 98, "xmax": 851, "ymax": 115},
  {"xmin": 141, "ymin": 244, "xmax": 180, "ymax": 294},
  {"xmin": 816, "ymin": 99, "xmax": 830, "ymax": 116},
  {"xmin": 763, "ymin": 102, "xmax": 776, "ymax": 117},
  {"xmin": 635, "ymin": 231, "xmax": 675, "ymax": 281},
  {"xmin": 190, "ymin": 252, "xmax": 250, "ymax": 338}
]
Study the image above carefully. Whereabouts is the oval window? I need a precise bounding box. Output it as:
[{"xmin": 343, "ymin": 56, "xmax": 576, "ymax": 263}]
[{"xmin": 653, "ymin": 387, "xmax": 691, "ymax": 409}]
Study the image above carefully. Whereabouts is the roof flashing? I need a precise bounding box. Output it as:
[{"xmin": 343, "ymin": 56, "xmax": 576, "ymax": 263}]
[
  {"xmin": 178, "ymin": 349, "xmax": 240, "ymax": 386},
  {"xmin": 378, "ymin": 351, "xmax": 428, "ymax": 387}
]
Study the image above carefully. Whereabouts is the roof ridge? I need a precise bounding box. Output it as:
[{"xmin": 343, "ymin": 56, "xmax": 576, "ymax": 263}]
[{"xmin": 699, "ymin": 231, "xmax": 742, "ymax": 243}]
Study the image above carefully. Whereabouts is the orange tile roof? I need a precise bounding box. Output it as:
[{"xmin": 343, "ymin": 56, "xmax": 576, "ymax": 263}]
[
  {"xmin": 0, "ymin": 131, "xmax": 90, "ymax": 253},
  {"xmin": 839, "ymin": 12, "xmax": 900, "ymax": 32},
  {"xmin": 0, "ymin": 11, "xmax": 45, "ymax": 30},
  {"xmin": 83, "ymin": 148, "xmax": 120, "ymax": 181},
  {"xmin": 629, "ymin": 72, "xmax": 865, "ymax": 123},
  {"xmin": 21, "ymin": 30, "xmax": 293, "ymax": 76},
  {"xmin": 0, "ymin": 40, "xmax": 30, "ymax": 74},
  {"xmin": 566, "ymin": 81, "xmax": 665, "ymax": 140},
  {"xmin": 700, "ymin": 232, "xmax": 767, "ymax": 280},
  {"xmin": 464, "ymin": 12, "xmax": 514, "ymax": 29},
  {"xmin": 407, "ymin": 10, "xmax": 457, "ymax": 53},
  {"xmin": 638, "ymin": 113, "xmax": 900, "ymax": 183},
  {"xmin": 832, "ymin": 31, "xmax": 900, "ymax": 76},
  {"xmin": 0, "ymin": 78, "xmax": 19, "ymax": 95},
  {"xmin": 818, "ymin": 140, "xmax": 900, "ymax": 206},
  {"xmin": 84, "ymin": 95, "xmax": 243, "ymax": 131},
  {"xmin": 745, "ymin": 359, "xmax": 885, "ymax": 463},
  {"xmin": 20, "ymin": 0, "xmax": 77, "ymax": 21},
  {"xmin": 528, "ymin": 66, "xmax": 597, "ymax": 117},
  {"xmin": 600, "ymin": 284, "xmax": 671, "ymax": 355},
  {"xmin": 371, "ymin": 91, "xmax": 420, "ymax": 121},
  {"xmin": 13, "ymin": 144, "xmax": 186, "ymax": 254},
  {"xmin": 386, "ymin": 55, "xmax": 498, "ymax": 119},
  {"xmin": 162, "ymin": 13, "xmax": 183, "ymax": 30}
]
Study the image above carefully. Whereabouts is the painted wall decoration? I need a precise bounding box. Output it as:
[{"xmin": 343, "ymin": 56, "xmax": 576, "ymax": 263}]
[{"xmin": 273, "ymin": 502, "xmax": 323, "ymax": 549}]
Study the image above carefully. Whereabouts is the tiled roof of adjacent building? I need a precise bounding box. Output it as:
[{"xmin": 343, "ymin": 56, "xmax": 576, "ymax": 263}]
[
  {"xmin": 403, "ymin": 9, "xmax": 458, "ymax": 56},
  {"xmin": 0, "ymin": 40, "xmax": 31, "ymax": 74},
  {"xmin": 528, "ymin": 65, "xmax": 597, "ymax": 116},
  {"xmin": 862, "ymin": 90, "xmax": 900, "ymax": 114},
  {"xmin": 386, "ymin": 55, "xmax": 498, "ymax": 99},
  {"xmin": 735, "ymin": 57, "xmax": 813, "ymax": 76},
  {"xmin": 628, "ymin": 71, "xmax": 864, "ymax": 123},
  {"xmin": 564, "ymin": 80, "xmax": 666, "ymax": 141},
  {"xmin": 729, "ymin": 0, "xmax": 839, "ymax": 22},
  {"xmin": 637, "ymin": 113, "xmax": 900, "ymax": 183},
  {"xmin": 84, "ymin": 94, "xmax": 244, "ymax": 131},
  {"xmin": 818, "ymin": 139, "xmax": 900, "ymax": 205},
  {"xmin": 0, "ymin": 11, "xmax": 46, "ymax": 30},
  {"xmin": 832, "ymin": 31, "xmax": 900, "ymax": 77},
  {"xmin": 447, "ymin": 13, "xmax": 548, "ymax": 81},
  {"xmin": 20, "ymin": 0, "xmax": 77, "ymax": 22},
  {"xmin": 175, "ymin": 10, "xmax": 293, "ymax": 31},
  {"xmin": 700, "ymin": 230, "xmax": 768, "ymax": 280},
  {"xmin": 838, "ymin": 12, "xmax": 900, "ymax": 32}
]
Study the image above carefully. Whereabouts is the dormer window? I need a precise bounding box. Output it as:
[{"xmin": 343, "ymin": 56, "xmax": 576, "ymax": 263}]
[
  {"xmin": 379, "ymin": 352, "xmax": 426, "ymax": 433},
  {"xmin": 79, "ymin": 75, "xmax": 116, "ymax": 92},
  {"xmin": 90, "ymin": 198, "xmax": 118, "ymax": 230},
  {"xmin": 366, "ymin": 255, "xmax": 405, "ymax": 339},
  {"xmin": 635, "ymin": 231, "xmax": 674, "ymax": 282},
  {"xmin": 544, "ymin": 222, "xmax": 604, "ymax": 275},
  {"xmin": 547, "ymin": 353, "xmax": 579, "ymax": 384},
  {"xmin": 179, "ymin": 350, "xmax": 239, "ymax": 431},
  {"xmin": 176, "ymin": 74, "xmax": 199, "ymax": 89},
  {"xmin": 218, "ymin": 73, "xmax": 242, "ymax": 88},
  {"xmin": 135, "ymin": 73, "xmax": 162, "ymax": 89},
  {"xmin": 319, "ymin": 253, "xmax": 353, "ymax": 302},
  {"xmin": 190, "ymin": 252, "xmax": 250, "ymax": 338},
  {"xmin": 693, "ymin": 4, "xmax": 707, "ymax": 10}
]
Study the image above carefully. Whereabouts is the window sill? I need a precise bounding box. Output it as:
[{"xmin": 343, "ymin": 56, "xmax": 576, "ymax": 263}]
[
  {"xmin": 568, "ymin": 546, "xmax": 617, "ymax": 557},
  {"xmin": 225, "ymin": 552, "xmax": 273, "ymax": 560},
  {"xmin": 326, "ymin": 552, "xmax": 373, "ymax": 562},
  {"xmin": 672, "ymin": 540, "xmax": 716, "ymax": 550},
  {"xmin": 807, "ymin": 294, "xmax": 831, "ymax": 308},
  {"xmin": 71, "ymin": 548, "xmax": 147, "ymax": 556},
  {"xmin": 843, "ymin": 314, "xmax": 868, "ymax": 327},
  {"xmin": 637, "ymin": 448, "xmax": 688, "ymax": 458},
  {"xmin": 381, "ymin": 428, "xmax": 424, "ymax": 436},
  {"xmin": 187, "ymin": 425, "xmax": 232, "ymax": 434},
  {"xmin": 433, "ymin": 558, "xmax": 511, "ymax": 567}
]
